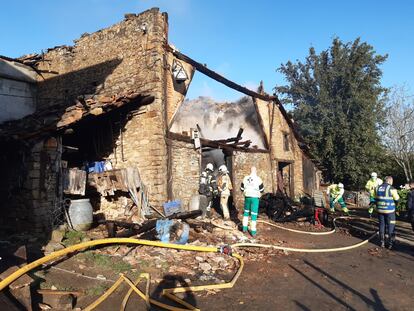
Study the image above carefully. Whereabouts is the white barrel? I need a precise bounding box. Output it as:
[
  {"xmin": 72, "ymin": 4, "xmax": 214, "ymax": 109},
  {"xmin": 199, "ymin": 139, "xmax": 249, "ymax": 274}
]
[
  {"xmin": 68, "ymin": 199, "xmax": 93, "ymax": 231},
  {"xmin": 189, "ymin": 195, "xmax": 200, "ymax": 211},
  {"xmin": 189, "ymin": 195, "xmax": 208, "ymax": 212}
]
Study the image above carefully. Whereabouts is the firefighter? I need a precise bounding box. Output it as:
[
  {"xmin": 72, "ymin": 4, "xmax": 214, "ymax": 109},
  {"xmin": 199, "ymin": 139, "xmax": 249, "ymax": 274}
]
[
  {"xmin": 241, "ymin": 167, "xmax": 264, "ymax": 237},
  {"xmin": 326, "ymin": 183, "xmax": 349, "ymax": 215},
  {"xmin": 217, "ymin": 164, "xmax": 233, "ymax": 220},
  {"xmin": 198, "ymin": 163, "xmax": 217, "ymax": 218},
  {"xmin": 365, "ymin": 172, "xmax": 383, "ymax": 217},
  {"xmin": 375, "ymin": 176, "xmax": 399, "ymax": 249}
]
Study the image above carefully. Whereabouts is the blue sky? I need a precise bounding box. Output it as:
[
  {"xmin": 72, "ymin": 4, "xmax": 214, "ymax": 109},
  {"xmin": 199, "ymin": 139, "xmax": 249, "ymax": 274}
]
[{"xmin": 1, "ymin": 0, "xmax": 413, "ymax": 101}]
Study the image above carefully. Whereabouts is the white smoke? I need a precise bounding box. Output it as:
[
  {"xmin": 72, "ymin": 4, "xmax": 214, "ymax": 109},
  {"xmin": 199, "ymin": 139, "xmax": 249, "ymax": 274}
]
[{"xmin": 170, "ymin": 96, "xmax": 266, "ymax": 149}]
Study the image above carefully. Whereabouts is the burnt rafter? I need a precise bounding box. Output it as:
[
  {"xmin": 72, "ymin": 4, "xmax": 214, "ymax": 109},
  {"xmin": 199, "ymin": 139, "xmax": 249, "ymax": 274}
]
[
  {"xmin": 166, "ymin": 46, "xmax": 318, "ymax": 160},
  {"xmin": 0, "ymin": 92, "xmax": 154, "ymax": 140},
  {"xmin": 167, "ymin": 131, "xmax": 266, "ymax": 153},
  {"xmin": 166, "ymin": 45, "xmax": 277, "ymax": 102}
]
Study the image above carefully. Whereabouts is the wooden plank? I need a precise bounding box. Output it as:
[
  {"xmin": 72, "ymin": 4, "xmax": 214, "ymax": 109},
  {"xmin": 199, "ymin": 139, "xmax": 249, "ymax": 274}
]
[
  {"xmin": 167, "ymin": 131, "xmax": 269, "ymax": 154},
  {"xmin": 37, "ymin": 289, "xmax": 83, "ymax": 296}
]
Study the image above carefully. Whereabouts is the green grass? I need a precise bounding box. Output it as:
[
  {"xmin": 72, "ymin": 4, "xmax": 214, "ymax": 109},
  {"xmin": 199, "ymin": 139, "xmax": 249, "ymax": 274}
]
[
  {"xmin": 80, "ymin": 251, "xmax": 133, "ymax": 273},
  {"xmin": 113, "ymin": 260, "xmax": 133, "ymax": 273},
  {"xmin": 62, "ymin": 230, "xmax": 86, "ymax": 246}
]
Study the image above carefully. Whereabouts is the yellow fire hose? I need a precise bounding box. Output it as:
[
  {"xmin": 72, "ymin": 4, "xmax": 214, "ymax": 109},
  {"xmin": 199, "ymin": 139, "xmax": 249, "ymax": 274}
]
[
  {"xmin": 233, "ymin": 216, "xmax": 377, "ymax": 252},
  {"xmin": 0, "ymin": 238, "xmax": 218, "ymax": 292},
  {"xmin": 0, "ymin": 216, "xmax": 377, "ymax": 310},
  {"xmin": 82, "ymin": 253, "xmax": 244, "ymax": 311}
]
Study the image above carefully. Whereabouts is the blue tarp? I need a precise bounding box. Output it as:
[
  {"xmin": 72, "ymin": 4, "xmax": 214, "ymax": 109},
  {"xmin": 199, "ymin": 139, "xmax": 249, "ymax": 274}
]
[{"xmin": 155, "ymin": 219, "xmax": 189, "ymax": 244}]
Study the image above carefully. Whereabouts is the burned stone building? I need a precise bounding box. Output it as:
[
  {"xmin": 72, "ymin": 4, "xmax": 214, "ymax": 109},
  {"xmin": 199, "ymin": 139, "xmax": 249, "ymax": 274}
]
[{"xmin": 0, "ymin": 8, "xmax": 321, "ymax": 236}]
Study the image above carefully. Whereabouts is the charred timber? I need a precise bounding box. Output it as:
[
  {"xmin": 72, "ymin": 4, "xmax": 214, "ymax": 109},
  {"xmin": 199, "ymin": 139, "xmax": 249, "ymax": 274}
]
[
  {"xmin": 102, "ymin": 210, "xmax": 202, "ymax": 238},
  {"xmin": 167, "ymin": 131, "xmax": 268, "ymax": 153},
  {"xmin": 167, "ymin": 46, "xmax": 277, "ymax": 102}
]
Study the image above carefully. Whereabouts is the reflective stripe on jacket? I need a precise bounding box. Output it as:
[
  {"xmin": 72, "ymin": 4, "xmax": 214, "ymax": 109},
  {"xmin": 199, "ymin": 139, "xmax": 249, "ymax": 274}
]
[{"xmin": 375, "ymin": 183, "xmax": 399, "ymax": 214}]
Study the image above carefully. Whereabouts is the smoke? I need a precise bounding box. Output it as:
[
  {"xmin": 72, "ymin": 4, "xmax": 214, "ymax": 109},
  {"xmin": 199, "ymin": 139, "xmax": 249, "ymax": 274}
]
[
  {"xmin": 202, "ymin": 149, "xmax": 226, "ymax": 170},
  {"xmin": 170, "ymin": 96, "xmax": 266, "ymax": 148}
]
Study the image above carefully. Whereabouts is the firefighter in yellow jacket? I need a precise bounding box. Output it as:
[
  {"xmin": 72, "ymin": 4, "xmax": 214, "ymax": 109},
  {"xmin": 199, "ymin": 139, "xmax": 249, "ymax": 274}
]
[
  {"xmin": 326, "ymin": 183, "xmax": 349, "ymax": 215},
  {"xmin": 217, "ymin": 164, "xmax": 233, "ymax": 220},
  {"xmin": 365, "ymin": 172, "xmax": 383, "ymax": 217}
]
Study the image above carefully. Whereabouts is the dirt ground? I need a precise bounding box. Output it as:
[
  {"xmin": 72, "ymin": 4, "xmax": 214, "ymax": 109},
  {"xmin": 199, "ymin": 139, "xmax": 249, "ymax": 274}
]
[{"xmin": 4, "ymin": 212, "xmax": 414, "ymax": 311}]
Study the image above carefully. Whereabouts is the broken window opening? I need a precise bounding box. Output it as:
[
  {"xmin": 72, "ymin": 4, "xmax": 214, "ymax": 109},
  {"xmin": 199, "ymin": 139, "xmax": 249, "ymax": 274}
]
[{"xmin": 283, "ymin": 132, "xmax": 290, "ymax": 152}]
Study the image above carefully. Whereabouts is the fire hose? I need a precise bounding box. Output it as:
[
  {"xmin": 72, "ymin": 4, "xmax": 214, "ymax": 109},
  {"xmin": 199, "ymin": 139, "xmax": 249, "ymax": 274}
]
[{"xmin": 0, "ymin": 216, "xmax": 377, "ymax": 310}]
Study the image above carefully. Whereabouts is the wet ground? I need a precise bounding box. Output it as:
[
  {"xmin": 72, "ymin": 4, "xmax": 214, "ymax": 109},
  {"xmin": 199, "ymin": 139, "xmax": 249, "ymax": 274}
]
[{"xmin": 3, "ymin": 212, "xmax": 414, "ymax": 310}]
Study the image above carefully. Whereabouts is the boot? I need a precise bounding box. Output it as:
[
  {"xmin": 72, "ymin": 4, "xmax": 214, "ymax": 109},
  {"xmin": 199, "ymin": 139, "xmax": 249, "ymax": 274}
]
[
  {"xmin": 380, "ymin": 235, "xmax": 385, "ymax": 248},
  {"xmin": 206, "ymin": 210, "xmax": 211, "ymax": 219},
  {"xmin": 387, "ymin": 236, "xmax": 395, "ymax": 250}
]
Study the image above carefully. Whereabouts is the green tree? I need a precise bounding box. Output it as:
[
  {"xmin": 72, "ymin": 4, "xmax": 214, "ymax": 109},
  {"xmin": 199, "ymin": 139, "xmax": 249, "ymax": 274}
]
[{"xmin": 277, "ymin": 38, "xmax": 388, "ymax": 189}]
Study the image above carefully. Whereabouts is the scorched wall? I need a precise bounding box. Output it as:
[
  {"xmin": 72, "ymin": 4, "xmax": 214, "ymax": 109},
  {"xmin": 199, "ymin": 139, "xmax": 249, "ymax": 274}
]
[{"xmin": 20, "ymin": 8, "xmax": 171, "ymax": 231}]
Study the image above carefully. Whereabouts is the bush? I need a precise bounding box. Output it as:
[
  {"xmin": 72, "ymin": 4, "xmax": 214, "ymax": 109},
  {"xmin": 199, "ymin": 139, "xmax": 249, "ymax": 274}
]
[{"xmin": 396, "ymin": 189, "xmax": 409, "ymax": 212}]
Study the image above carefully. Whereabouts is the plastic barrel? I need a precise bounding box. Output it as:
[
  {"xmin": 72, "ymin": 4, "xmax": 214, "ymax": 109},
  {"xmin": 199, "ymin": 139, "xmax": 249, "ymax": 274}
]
[
  {"xmin": 189, "ymin": 195, "xmax": 208, "ymax": 212},
  {"xmin": 68, "ymin": 199, "xmax": 93, "ymax": 231}
]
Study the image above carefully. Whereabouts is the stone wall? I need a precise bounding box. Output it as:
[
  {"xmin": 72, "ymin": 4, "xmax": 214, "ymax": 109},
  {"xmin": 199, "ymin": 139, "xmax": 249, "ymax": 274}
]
[
  {"xmin": 32, "ymin": 8, "xmax": 170, "ymax": 216},
  {"xmin": 170, "ymin": 140, "xmax": 200, "ymax": 210},
  {"xmin": 20, "ymin": 139, "xmax": 59, "ymax": 235},
  {"xmin": 232, "ymin": 151, "xmax": 272, "ymax": 211},
  {"xmin": 254, "ymin": 99, "xmax": 309, "ymax": 198}
]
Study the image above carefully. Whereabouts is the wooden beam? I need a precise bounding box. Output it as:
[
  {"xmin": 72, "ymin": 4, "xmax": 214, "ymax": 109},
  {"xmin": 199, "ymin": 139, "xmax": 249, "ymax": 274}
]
[
  {"xmin": 167, "ymin": 46, "xmax": 277, "ymax": 102},
  {"xmin": 165, "ymin": 46, "xmax": 323, "ymax": 169},
  {"xmin": 167, "ymin": 131, "xmax": 268, "ymax": 153}
]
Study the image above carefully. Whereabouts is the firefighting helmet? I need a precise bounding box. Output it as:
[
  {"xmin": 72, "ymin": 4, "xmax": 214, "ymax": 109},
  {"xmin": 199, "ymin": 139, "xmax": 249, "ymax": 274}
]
[
  {"xmin": 338, "ymin": 183, "xmax": 344, "ymax": 188},
  {"xmin": 371, "ymin": 172, "xmax": 377, "ymax": 178},
  {"xmin": 206, "ymin": 163, "xmax": 214, "ymax": 171},
  {"xmin": 218, "ymin": 164, "xmax": 228, "ymax": 173}
]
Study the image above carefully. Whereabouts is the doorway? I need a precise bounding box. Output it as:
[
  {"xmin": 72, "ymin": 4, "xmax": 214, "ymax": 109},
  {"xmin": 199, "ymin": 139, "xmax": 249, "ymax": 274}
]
[
  {"xmin": 277, "ymin": 160, "xmax": 294, "ymax": 197},
  {"xmin": 201, "ymin": 148, "xmax": 234, "ymax": 216}
]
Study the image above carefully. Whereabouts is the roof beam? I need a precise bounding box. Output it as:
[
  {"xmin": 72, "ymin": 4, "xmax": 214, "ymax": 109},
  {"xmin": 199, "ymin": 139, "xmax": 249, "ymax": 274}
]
[{"xmin": 167, "ymin": 46, "xmax": 277, "ymax": 102}]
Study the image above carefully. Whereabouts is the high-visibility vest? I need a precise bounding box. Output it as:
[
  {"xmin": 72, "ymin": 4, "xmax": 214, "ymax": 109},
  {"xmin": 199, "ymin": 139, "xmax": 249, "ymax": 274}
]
[{"xmin": 375, "ymin": 183, "xmax": 398, "ymax": 214}]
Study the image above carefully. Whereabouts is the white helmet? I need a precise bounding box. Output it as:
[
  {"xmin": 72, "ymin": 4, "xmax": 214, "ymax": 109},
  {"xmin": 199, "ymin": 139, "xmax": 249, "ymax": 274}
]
[
  {"xmin": 338, "ymin": 183, "xmax": 344, "ymax": 188},
  {"xmin": 206, "ymin": 163, "xmax": 214, "ymax": 171},
  {"xmin": 218, "ymin": 164, "xmax": 228, "ymax": 173},
  {"xmin": 371, "ymin": 172, "xmax": 377, "ymax": 178}
]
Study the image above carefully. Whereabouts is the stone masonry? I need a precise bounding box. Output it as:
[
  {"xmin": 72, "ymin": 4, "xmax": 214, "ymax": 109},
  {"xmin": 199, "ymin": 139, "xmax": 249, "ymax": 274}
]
[
  {"xmin": 31, "ymin": 9, "xmax": 170, "ymax": 224},
  {"xmin": 0, "ymin": 8, "xmax": 319, "ymax": 234},
  {"xmin": 170, "ymin": 140, "xmax": 200, "ymax": 210}
]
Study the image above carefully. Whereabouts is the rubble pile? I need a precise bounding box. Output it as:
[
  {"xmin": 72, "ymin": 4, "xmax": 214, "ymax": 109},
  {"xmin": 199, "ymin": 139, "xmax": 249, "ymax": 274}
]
[{"xmin": 92, "ymin": 243, "xmax": 239, "ymax": 285}]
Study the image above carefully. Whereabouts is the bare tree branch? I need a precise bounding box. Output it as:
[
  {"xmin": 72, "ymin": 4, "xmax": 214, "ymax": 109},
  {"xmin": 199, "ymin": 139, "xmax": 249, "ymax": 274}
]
[{"xmin": 382, "ymin": 85, "xmax": 414, "ymax": 182}]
